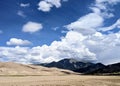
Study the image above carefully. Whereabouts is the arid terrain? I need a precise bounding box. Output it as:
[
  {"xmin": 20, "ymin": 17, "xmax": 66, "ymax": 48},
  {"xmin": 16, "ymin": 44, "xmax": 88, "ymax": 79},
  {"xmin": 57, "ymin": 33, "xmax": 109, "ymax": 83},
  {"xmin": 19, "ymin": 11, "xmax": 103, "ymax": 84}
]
[
  {"xmin": 0, "ymin": 75, "xmax": 120, "ymax": 86},
  {"xmin": 0, "ymin": 62, "xmax": 76, "ymax": 76},
  {"xmin": 0, "ymin": 62, "xmax": 120, "ymax": 86}
]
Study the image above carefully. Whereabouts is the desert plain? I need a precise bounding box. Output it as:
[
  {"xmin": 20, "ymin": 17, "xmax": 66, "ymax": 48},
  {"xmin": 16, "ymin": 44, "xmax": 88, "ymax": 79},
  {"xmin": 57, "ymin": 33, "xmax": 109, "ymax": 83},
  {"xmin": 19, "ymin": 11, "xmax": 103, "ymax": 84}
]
[
  {"xmin": 0, "ymin": 75, "xmax": 120, "ymax": 86},
  {"xmin": 0, "ymin": 62, "xmax": 119, "ymax": 86}
]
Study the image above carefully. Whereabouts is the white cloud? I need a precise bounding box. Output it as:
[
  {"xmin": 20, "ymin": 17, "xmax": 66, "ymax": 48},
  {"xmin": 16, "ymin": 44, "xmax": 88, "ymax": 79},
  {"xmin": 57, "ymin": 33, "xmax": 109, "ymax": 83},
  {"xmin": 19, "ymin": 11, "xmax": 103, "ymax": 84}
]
[
  {"xmin": 33, "ymin": 31, "xmax": 96, "ymax": 62},
  {"xmin": 20, "ymin": 3, "xmax": 30, "ymax": 7},
  {"xmin": 0, "ymin": 46, "xmax": 30, "ymax": 64},
  {"xmin": 94, "ymin": 0, "xmax": 120, "ymax": 18},
  {"xmin": 0, "ymin": 0, "xmax": 120, "ymax": 65},
  {"xmin": 2, "ymin": 31, "xmax": 120, "ymax": 64},
  {"xmin": 90, "ymin": 7, "xmax": 114, "ymax": 18},
  {"xmin": 38, "ymin": 0, "xmax": 67, "ymax": 12},
  {"xmin": 46, "ymin": 0, "xmax": 61, "ymax": 8},
  {"xmin": 22, "ymin": 21, "xmax": 43, "ymax": 33},
  {"xmin": 65, "ymin": 13, "xmax": 103, "ymax": 35},
  {"xmin": 63, "ymin": 0, "xmax": 120, "ymax": 64},
  {"xmin": 17, "ymin": 11, "xmax": 26, "ymax": 18},
  {"xmin": 98, "ymin": 19, "xmax": 120, "ymax": 31},
  {"xmin": 6, "ymin": 38, "xmax": 32, "ymax": 46},
  {"xmin": 65, "ymin": 0, "xmax": 120, "ymax": 35},
  {"xmin": 84, "ymin": 32, "xmax": 120, "ymax": 64},
  {"xmin": 38, "ymin": 1, "xmax": 53, "ymax": 12},
  {"xmin": 0, "ymin": 31, "xmax": 96, "ymax": 64},
  {"xmin": 96, "ymin": 0, "xmax": 120, "ymax": 5}
]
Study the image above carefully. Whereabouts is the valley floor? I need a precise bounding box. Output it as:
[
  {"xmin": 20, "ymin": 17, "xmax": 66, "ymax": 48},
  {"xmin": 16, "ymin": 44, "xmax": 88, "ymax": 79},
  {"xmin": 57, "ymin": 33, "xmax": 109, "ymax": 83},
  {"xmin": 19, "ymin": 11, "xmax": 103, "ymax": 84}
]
[{"xmin": 0, "ymin": 75, "xmax": 120, "ymax": 86}]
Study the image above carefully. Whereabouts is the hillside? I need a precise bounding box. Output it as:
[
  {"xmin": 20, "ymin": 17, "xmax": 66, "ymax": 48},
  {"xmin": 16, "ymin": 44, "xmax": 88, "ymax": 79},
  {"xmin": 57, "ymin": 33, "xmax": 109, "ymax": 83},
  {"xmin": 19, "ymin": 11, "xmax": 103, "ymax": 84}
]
[
  {"xmin": 0, "ymin": 62, "xmax": 78, "ymax": 76},
  {"xmin": 39, "ymin": 59, "xmax": 120, "ymax": 75},
  {"xmin": 40, "ymin": 58, "xmax": 94, "ymax": 71},
  {"xmin": 88, "ymin": 63, "xmax": 120, "ymax": 75},
  {"xmin": 75, "ymin": 63, "xmax": 105, "ymax": 73}
]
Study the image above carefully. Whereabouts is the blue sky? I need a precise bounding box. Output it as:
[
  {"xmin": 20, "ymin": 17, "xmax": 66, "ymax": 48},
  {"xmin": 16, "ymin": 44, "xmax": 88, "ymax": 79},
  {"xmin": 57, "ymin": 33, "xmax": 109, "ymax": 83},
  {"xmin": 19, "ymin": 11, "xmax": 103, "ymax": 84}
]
[
  {"xmin": 0, "ymin": 0, "xmax": 93, "ymax": 46},
  {"xmin": 0, "ymin": 0, "xmax": 120, "ymax": 64}
]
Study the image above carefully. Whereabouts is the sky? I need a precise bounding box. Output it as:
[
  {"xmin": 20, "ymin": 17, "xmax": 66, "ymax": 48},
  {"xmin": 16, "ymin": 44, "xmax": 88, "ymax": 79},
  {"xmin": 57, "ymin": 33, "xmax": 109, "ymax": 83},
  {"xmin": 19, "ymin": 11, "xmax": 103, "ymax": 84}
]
[{"xmin": 0, "ymin": 0, "xmax": 120, "ymax": 64}]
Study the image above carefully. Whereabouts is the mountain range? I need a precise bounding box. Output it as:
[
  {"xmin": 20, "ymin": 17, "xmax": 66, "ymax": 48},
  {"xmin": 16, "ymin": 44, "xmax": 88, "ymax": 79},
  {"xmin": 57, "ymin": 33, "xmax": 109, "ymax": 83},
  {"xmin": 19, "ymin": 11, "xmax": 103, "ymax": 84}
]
[
  {"xmin": 39, "ymin": 58, "xmax": 120, "ymax": 75},
  {"xmin": 87, "ymin": 63, "xmax": 120, "ymax": 75},
  {"xmin": 40, "ymin": 59, "xmax": 94, "ymax": 71},
  {"xmin": 0, "ymin": 58, "xmax": 119, "ymax": 76}
]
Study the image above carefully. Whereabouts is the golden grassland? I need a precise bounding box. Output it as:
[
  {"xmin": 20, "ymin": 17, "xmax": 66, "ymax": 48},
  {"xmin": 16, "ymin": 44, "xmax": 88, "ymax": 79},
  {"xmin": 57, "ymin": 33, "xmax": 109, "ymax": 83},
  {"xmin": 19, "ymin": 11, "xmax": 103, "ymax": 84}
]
[{"xmin": 0, "ymin": 75, "xmax": 120, "ymax": 86}]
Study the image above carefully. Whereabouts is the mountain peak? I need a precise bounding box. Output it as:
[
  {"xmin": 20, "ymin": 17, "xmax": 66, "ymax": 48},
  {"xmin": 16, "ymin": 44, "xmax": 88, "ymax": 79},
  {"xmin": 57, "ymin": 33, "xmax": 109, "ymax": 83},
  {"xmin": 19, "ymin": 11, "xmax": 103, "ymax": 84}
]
[
  {"xmin": 58, "ymin": 58, "xmax": 78, "ymax": 63},
  {"xmin": 40, "ymin": 58, "xmax": 94, "ymax": 71}
]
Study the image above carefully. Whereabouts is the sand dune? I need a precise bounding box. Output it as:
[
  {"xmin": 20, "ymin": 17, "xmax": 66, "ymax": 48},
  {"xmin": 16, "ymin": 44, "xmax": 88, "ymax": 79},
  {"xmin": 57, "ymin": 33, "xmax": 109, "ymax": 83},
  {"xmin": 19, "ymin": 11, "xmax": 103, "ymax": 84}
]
[
  {"xmin": 0, "ymin": 62, "xmax": 78, "ymax": 76},
  {"xmin": 0, "ymin": 62, "xmax": 119, "ymax": 86}
]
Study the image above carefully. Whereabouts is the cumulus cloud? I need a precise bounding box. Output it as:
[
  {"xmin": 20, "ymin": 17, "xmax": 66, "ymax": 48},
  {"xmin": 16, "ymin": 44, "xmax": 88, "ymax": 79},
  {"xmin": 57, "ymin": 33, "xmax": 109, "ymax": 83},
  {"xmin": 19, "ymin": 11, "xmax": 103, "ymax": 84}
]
[
  {"xmin": 38, "ymin": 1, "xmax": 53, "ymax": 12},
  {"xmin": 0, "ymin": 31, "xmax": 96, "ymax": 64},
  {"xmin": 65, "ymin": 13, "xmax": 104, "ymax": 35},
  {"xmin": 0, "ymin": 46, "xmax": 30, "ymax": 64},
  {"xmin": 38, "ymin": 0, "xmax": 67, "ymax": 12},
  {"xmin": 46, "ymin": 0, "xmax": 61, "ymax": 8},
  {"xmin": 84, "ymin": 32, "xmax": 120, "ymax": 64},
  {"xmin": 0, "ymin": 0, "xmax": 120, "ymax": 65},
  {"xmin": 22, "ymin": 21, "xmax": 43, "ymax": 33},
  {"xmin": 66, "ymin": 0, "xmax": 120, "ymax": 35},
  {"xmin": 17, "ymin": 11, "xmax": 26, "ymax": 18},
  {"xmin": 1, "ymin": 31, "xmax": 120, "ymax": 64},
  {"xmin": 64, "ymin": 0, "xmax": 120, "ymax": 64},
  {"xmin": 20, "ymin": 3, "xmax": 30, "ymax": 7},
  {"xmin": 65, "ymin": 0, "xmax": 107, "ymax": 35},
  {"xmin": 6, "ymin": 38, "xmax": 32, "ymax": 46}
]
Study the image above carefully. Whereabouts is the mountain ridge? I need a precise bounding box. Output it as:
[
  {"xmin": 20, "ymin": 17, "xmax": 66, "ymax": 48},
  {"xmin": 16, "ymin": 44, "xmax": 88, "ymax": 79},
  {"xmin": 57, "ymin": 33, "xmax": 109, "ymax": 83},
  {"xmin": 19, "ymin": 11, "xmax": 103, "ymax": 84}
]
[
  {"xmin": 38, "ymin": 58, "xmax": 120, "ymax": 75},
  {"xmin": 87, "ymin": 62, "xmax": 120, "ymax": 75},
  {"xmin": 40, "ymin": 58, "xmax": 94, "ymax": 71}
]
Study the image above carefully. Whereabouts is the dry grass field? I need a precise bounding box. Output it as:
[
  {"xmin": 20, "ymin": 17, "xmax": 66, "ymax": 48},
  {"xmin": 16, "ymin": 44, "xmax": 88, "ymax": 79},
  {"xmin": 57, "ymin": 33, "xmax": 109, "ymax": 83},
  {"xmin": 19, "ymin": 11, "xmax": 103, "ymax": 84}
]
[{"xmin": 0, "ymin": 75, "xmax": 120, "ymax": 86}]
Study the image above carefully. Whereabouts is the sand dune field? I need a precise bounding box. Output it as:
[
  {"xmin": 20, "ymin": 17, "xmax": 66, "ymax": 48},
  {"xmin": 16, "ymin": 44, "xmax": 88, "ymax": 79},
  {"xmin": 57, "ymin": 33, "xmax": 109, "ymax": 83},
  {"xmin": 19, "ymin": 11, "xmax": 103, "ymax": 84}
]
[{"xmin": 0, "ymin": 62, "xmax": 119, "ymax": 86}]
